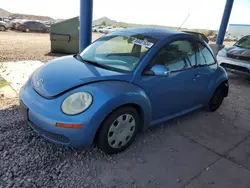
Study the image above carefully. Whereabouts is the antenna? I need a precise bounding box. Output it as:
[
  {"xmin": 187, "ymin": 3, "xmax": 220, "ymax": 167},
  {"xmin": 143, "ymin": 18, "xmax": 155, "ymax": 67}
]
[{"xmin": 178, "ymin": 13, "xmax": 190, "ymax": 31}]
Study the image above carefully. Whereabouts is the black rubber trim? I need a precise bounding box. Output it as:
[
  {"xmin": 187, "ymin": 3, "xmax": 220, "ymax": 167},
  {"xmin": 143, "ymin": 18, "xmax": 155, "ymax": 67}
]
[{"xmin": 220, "ymin": 63, "xmax": 250, "ymax": 73}]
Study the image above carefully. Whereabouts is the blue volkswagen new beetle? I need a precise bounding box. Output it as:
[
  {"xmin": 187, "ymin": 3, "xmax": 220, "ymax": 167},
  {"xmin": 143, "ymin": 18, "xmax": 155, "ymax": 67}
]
[{"xmin": 19, "ymin": 28, "xmax": 229, "ymax": 154}]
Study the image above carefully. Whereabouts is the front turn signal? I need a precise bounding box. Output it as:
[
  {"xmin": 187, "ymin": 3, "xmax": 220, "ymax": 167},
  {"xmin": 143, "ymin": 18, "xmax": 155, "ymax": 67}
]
[{"xmin": 56, "ymin": 123, "xmax": 83, "ymax": 129}]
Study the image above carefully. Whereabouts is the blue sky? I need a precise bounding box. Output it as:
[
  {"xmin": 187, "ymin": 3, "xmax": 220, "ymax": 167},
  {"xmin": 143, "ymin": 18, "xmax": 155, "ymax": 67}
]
[{"xmin": 1, "ymin": 0, "xmax": 250, "ymax": 30}]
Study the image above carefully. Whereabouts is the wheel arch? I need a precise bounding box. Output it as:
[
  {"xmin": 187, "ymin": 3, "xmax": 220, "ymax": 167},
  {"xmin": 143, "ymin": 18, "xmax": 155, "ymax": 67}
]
[
  {"xmin": 111, "ymin": 103, "xmax": 145, "ymax": 130},
  {"xmin": 93, "ymin": 101, "xmax": 149, "ymax": 143},
  {"xmin": 93, "ymin": 103, "xmax": 145, "ymax": 142},
  {"xmin": 208, "ymin": 78, "xmax": 229, "ymax": 103},
  {"xmin": 83, "ymin": 81, "xmax": 152, "ymax": 145},
  {"xmin": 206, "ymin": 66, "xmax": 229, "ymax": 103},
  {"xmin": 0, "ymin": 25, "xmax": 6, "ymax": 30}
]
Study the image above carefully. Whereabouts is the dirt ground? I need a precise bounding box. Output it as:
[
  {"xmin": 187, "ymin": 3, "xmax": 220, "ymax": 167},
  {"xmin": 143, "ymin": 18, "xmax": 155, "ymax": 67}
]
[{"xmin": 0, "ymin": 31, "xmax": 103, "ymax": 62}]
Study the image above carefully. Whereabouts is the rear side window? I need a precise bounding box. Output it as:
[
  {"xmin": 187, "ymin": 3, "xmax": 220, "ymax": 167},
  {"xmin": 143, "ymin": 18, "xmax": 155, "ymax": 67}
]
[
  {"xmin": 198, "ymin": 43, "xmax": 215, "ymax": 66},
  {"xmin": 25, "ymin": 22, "xmax": 32, "ymax": 27}
]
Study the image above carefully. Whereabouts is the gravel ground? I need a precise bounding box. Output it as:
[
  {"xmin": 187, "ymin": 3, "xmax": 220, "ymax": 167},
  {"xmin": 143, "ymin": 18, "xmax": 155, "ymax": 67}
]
[
  {"xmin": 0, "ymin": 96, "xmax": 165, "ymax": 188},
  {"xmin": 0, "ymin": 73, "xmax": 250, "ymax": 188},
  {"xmin": 0, "ymin": 31, "xmax": 103, "ymax": 62}
]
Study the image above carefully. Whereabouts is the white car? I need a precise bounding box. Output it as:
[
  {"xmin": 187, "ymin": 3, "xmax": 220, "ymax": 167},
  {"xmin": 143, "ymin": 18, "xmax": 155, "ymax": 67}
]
[
  {"xmin": 94, "ymin": 26, "xmax": 105, "ymax": 32},
  {"xmin": 107, "ymin": 27, "xmax": 125, "ymax": 33},
  {"xmin": 99, "ymin": 26, "xmax": 116, "ymax": 34}
]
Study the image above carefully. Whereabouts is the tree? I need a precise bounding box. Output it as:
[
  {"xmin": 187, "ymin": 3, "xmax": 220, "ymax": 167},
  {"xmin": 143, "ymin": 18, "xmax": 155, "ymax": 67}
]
[
  {"xmin": 208, "ymin": 30, "xmax": 215, "ymax": 36},
  {"xmin": 101, "ymin": 21, "xmax": 106, "ymax": 26}
]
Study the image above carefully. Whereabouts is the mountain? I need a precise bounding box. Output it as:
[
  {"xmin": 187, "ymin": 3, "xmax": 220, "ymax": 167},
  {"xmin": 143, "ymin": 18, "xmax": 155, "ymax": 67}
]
[
  {"xmin": 0, "ymin": 8, "xmax": 54, "ymax": 21},
  {"xmin": 93, "ymin": 17, "xmax": 117, "ymax": 25},
  {"xmin": 92, "ymin": 17, "xmax": 216, "ymax": 33},
  {"xmin": 93, "ymin": 16, "xmax": 181, "ymax": 30},
  {"xmin": 0, "ymin": 8, "xmax": 11, "ymax": 17},
  {"xmin": 10, "ymin": 13, "xmax": 54, "ymax": 21}
]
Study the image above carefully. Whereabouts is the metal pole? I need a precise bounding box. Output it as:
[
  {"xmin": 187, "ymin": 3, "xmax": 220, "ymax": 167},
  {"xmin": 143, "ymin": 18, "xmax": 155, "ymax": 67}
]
[
  {"xmin": 216, "ymin": 0, "xmax": 234, "ymax": 45},
  {"xmin": 79, "ymin": 0, "xmax": 93, "ymax": 52}
]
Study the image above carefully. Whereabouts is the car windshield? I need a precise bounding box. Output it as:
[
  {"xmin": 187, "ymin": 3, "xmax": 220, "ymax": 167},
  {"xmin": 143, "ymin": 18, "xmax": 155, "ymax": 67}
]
[
  {"xmin": 80, "ymin": 34, "xmax": 158, "ymax": 72},
  {"xmin": 235, "ymin": 35, "xmax": 250, "ymax": 49}
]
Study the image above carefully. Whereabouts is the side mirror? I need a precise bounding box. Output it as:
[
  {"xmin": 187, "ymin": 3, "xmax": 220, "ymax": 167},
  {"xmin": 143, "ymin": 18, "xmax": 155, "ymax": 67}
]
[{"xmin": 149, "ymin": 64, "xmax": 171, "ymax": 76}]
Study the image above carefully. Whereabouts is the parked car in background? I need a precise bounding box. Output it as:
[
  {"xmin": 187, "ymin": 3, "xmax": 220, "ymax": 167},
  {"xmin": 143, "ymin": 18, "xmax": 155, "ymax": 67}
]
[
  {"xmin": 0, "ymin": 21, "xmax": 9, "ymax": 31},
  {"xmin": 107, "ymin": 27, "xmax": 125, "ymax": 33},
  {"xmin": 217, "ymin": 35, "xmax": 250, "ymax": 75},
  {"xmin": 17, "ymin": 21, "xmax": 50, "ymax": 33},
  {"xmin": 224, "ymin": 35, "xmax": 237, "ymax": 41},
  {"xmin": 99, "ymin": 26, "xmax": 116, "ymax": 34},
  {"xmin": 230, "ymin": 36, "xmax": 238, "ymax": 41},
  {"xmin": 0, "ymin": 17, "xmax": 10, "ymax": 22},
  {"xmin": 93, "ymin": 26, "xmax": 105, "ymax": 32},
  {"xmin": 42, "ymin": 21, "xmax": 54, "ymax": 28},
  {"xmin": 19, "ymin": 28, "xmax": 228, "ymax": 154},
  {"xmin": 9, "ymin": 19, "xmax": 25, "ymax": 30},
  {"xmin": 208, "ymin": 35, "xmax": 217, "ymax": 42}
]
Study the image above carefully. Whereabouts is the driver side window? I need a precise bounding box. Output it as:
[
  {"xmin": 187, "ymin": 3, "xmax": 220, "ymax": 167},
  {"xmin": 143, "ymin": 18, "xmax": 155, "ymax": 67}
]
[{"xmin": 150, "ymin": 40, "xmax": 196, "ymax": 72}]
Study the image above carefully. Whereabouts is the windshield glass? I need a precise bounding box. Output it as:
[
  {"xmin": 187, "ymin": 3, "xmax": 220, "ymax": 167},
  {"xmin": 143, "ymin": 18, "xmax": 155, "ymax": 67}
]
[
  {"xmin": 80, "ymin": 34, "xmax": 158, "ymax": 72},
  {"xmin": 235, "ymin": 35, "xmax": 250, "ymax": 49}
]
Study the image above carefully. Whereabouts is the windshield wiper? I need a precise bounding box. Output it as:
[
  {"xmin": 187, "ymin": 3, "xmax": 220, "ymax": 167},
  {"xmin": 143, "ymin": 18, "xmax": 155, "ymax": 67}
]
[{"xmin": 74, "ymin": 53, "xmax": 109, "ymax": 69}]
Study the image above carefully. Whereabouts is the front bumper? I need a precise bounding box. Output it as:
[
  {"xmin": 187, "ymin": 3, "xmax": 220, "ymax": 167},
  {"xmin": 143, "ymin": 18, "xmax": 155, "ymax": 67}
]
[
  {"xmin": 217, "ymin": 55, "xmax": 250, "ymax": 75},
  {"xmin": 19, "ymin": 80, "xmax": 101, "ymax": 148}
]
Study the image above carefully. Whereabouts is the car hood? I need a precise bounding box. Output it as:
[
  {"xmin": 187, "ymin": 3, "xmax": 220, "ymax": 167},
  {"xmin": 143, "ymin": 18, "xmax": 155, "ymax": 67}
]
[
  {"xmin": 226, "ymin": 46, "xmax": 250, "ymax": 59},
  {"xmin": 32, "ymin": 55, "xmax": 132, "ymax": 98}
]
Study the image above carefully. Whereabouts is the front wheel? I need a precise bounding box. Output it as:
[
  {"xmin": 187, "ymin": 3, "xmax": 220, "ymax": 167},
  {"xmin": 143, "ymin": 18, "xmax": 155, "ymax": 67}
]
[
  {"xmin": 208, "ymin": 84, "xmax": 227, "ymax": 112},
  {"xmin": 96, "ymin": 106, "xmax": 140, "ymax": 154}
]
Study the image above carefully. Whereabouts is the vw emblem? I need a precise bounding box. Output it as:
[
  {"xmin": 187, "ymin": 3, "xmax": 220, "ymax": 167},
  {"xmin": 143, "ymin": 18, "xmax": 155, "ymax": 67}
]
[{"xmin": 36, "ymin": 79, "xmax": 44, "ymax": 88}]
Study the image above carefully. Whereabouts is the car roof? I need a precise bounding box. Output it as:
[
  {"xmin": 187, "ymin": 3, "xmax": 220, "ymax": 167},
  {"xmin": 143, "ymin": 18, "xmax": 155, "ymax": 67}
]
[
  {"xmin": 24, "ymin": 20, "xmax": 42, "ymax": 23},
  {"xmin": 117, "ymin": 27, "xmax": 186, "ymax": 40}
]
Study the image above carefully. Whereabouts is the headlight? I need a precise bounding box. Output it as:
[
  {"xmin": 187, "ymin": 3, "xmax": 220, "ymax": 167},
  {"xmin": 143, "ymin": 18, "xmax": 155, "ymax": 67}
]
[
  {"xmin": 61, "ymin": 92, "xmax": 92, "ymax": 115},
  {"xmin": 217, "ymin": 48, "xmax": 227, "ymax": 57}
]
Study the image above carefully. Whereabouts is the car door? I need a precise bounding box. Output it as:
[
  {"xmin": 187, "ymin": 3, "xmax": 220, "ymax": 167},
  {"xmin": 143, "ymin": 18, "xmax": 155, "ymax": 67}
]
[
  {"xmin": 139, "ymin": 40, "xmax": 200, "ymax": 122},
  {"xmin": 27, "ymin": 22, "xmax": 35, "ymax": 31},
  {"xmin": 33, "ymin": 22, "xmax": 42, "ymax": 32},
  {"xmin": 37, "ymin": 22, "xmax": 46, "ymax": 32},
  {"xmin": 194, "ymin": 43, "xmax": 218, "ymax": 104}
]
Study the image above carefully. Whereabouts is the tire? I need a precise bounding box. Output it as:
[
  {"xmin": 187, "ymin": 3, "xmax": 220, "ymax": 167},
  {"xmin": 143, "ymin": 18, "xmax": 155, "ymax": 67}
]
[
  {"xmin": 207, "ymin": 84, "xmax": 226, "ymax": 112},
  {"xmin": 25, "ymin": 28, "xmax": 30, "ymax": 32},
  {"xmin": 96, "ymin": 106, "xmax": 140, "ymax": 154},
  {"xmin": 0, "ymin": 26, "xmax": 6, "ymax": 31}
]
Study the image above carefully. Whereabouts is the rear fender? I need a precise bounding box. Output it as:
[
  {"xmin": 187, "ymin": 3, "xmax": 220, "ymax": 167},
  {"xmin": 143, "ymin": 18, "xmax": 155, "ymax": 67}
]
[{"xmin": 206, "ymin": 66, "xmax": 229, "ymax": 103}]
